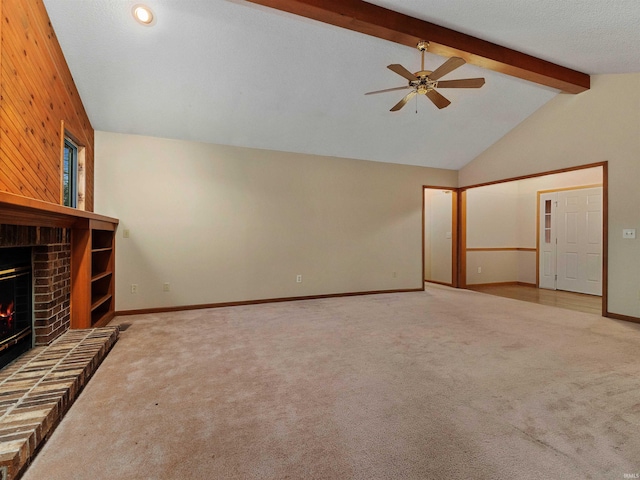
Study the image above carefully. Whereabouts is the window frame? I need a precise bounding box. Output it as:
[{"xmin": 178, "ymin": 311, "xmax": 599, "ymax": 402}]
[{"xmin": 63, "ymin": 137, "xmax": 79, "ymax": 208}]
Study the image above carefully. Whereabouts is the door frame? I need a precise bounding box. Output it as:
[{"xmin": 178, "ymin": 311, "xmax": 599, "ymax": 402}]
[
  {"xmin": 458, "ymin": 161, "xmax": 608, "ymax": 317},
  {"xmin": 422, "ymin": 186, "xmax": 460, "ymax": 287}
]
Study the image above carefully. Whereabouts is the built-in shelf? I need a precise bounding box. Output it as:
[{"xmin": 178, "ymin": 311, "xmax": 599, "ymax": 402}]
[
  {"xmin": 91, "ymin": 293, "xmax": 112, "ymax": 312},
  {"xmin": 91, "ymin": 299, "xmax": 113, "ymax": 326},
  {"xmin": 91, "ymin": 271, "xmax": 112, "ymax": 282},
  {"xmin": 0, "ymin": 191, "xmax": 119, "ymax": 330},
  {"xmin": 87, "ymin": 226, "xmax": 116, "ymax": 327}
]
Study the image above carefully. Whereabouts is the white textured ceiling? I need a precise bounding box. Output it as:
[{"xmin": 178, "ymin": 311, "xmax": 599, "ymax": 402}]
[{"xmin": 43, "ymin": 0, "xmax": 640, "ymax": 170}]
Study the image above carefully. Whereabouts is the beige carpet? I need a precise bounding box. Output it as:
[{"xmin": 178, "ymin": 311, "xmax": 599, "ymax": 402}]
[{"xmin": 23, "ymin": 285, "xmax": 640, "ymax": 479}]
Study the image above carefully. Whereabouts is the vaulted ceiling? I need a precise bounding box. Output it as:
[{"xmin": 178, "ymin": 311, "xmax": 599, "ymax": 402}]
[{"xmin": 43, "ymin": 0, "xmax": 640, "ymax": 170}]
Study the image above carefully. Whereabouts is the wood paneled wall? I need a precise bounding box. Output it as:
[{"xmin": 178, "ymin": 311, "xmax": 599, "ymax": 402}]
[{"xmin": 0, "ymin": 0, "xmax": 94, "ymax": 210}]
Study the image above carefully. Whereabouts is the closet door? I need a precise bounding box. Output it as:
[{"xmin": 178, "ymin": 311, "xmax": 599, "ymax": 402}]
[{"xmin": 556, "ymin": 187, "xmax": 602, "ymax": 296}]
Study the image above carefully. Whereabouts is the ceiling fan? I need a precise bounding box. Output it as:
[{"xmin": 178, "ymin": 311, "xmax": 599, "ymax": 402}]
[{"xmin": 366, "ymin": 41, "xmax": 485, "ymax": 111}]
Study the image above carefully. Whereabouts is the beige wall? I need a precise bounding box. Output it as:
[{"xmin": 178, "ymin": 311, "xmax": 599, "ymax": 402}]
[
  {"xmin": 467, "ymin": 182, "xmax": 519, "ymax": 248},
  {"xmin": 460, "ymin": 73, "xmax": 640, "ymax": 317},
  {"xmin": 466, "ymin": 182, "xmax": 519, "ymax": 284},
  {"xmin": 95, "ymin": 132, "xmax": 457, "ymax": 311}
]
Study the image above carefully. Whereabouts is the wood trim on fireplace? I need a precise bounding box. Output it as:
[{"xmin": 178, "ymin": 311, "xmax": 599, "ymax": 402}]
[{"xmin": 0, "ymin": 191, "xmax": 117, "ymax": 228}]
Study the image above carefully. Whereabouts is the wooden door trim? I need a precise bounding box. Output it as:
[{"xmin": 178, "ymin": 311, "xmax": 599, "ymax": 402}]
[
  {"xmin": 602, "ymin": 163, "xmax": 609, "ymax": 317},
  {"xmin": 460, "ymin": 162, "xmax": 605, "ymax": 190},
  {"xmin": 451, "ymin": 190, "xmax": 459, "ymax": 287},
  {"xmin": 423, "ymin": 186, "xmax": 459, "ymax": 288},
  {"xmin": 459, "ymin": 190, "xmax": 467, "ymax": 288}
]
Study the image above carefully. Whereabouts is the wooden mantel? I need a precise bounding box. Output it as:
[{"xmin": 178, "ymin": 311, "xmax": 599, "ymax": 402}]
[
  {"xmin": 0, "ymin": 191, "xmax": 117, "ymax": 228},
  {"xmin": 0, "ymin": 190, "xmax": 119, "ymax": 329}
]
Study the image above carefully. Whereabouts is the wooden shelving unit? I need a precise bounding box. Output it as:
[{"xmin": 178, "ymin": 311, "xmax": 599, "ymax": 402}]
[
  {"xmin": 0, "ymin": 185, "xmax": 119, "ymax": 331},
  {"xmin": 71, "ymin": 219, "xmax": 117, "ymax": 329},
  {"xmin": 89, "ymin": 228, "xmax": 115, "ymax": 326}
]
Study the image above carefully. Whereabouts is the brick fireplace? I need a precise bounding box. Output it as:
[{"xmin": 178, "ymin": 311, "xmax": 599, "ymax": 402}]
[
  {"xmin": 0, "ymin": 225, "xmax": 73, "ymax": 369},
  {"xmin": 32, "ymin": 237, "xmax": 72, "ymax": 345},
  {"xmin": 0, "ymin": 192, "xmax": 119, "ymax": 479}
]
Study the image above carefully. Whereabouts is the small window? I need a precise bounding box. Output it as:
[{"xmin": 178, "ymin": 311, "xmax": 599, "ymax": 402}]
[
  {"xmin": 63, "ymin": 138, "xmax": 78, "ymax": 207},
  {"xmin": 544, "ymin": 199, "xmax": 552, "ymax": 244}
]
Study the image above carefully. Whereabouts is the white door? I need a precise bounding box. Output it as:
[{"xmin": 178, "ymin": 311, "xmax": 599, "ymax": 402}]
[
  {"xmin": 556, "ymin": 187, "xmax": 602, "ymax": 295},
  {"xmin": 538, "ymin": 192, "xmax": 557, "ymax": 290}
]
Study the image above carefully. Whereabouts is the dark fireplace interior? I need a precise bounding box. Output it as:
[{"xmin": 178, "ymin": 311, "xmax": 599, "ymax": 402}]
[{"xmin": 0, "ymin": 247, "xmax": 32, "ymax": 369}]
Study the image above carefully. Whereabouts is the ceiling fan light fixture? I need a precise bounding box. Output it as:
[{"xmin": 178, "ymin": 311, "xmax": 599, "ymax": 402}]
[
  {"xmin": 365, "ymin": 41, "xmax": 485, "ymax": 111},
  {"xmin": 132, "ymin": 4, "xmax": 155, "ymax": 26}
]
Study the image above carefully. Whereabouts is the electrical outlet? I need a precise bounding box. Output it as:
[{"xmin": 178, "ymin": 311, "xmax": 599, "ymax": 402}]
[
  {"xmin": 131, "ymin": 284, "xmax": 138, "ymax": 294},
  {"xmin": 477, "ymin": 267, "xmax": 482, "ymax": 274},
  {"xmin": 163, "ymin": 282, "xmax": 170, "ymax": 292},
  {"xmin": 296, "ymin": 274, "xmax": 302, "ymax": 283},
  {"xmin": 123, "ymin": 228, "xmax": 130, "ymax": 238},
  {"xmin": 623, "ymin": 229, "xmax": 636, "ymax": 239}
]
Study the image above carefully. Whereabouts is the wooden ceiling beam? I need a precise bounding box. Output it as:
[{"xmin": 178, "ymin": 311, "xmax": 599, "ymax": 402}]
[{"xmin": 245, "ymin": 0, "xmax": 590, "ymax": 93}]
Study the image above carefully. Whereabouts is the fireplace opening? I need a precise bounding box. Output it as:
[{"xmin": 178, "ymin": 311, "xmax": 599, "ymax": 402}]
[{"xmin": 0, "ymin": 247, "xmax": 32, "ymax": 369}]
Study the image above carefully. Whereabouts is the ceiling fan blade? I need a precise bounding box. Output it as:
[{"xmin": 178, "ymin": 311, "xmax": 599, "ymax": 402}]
[
  {"xmin": 387, "ymin": 64, "xmax": 418, "ymax": 81},
  {"xmin": 390, "ymin": 91, "xmax": 417, "ymax": 111},
  {"xmin": 428, "ymin": 57, "xmax": 466, "ymax": 81},
  {"xmin": 425, "ymin": 89, "xmax": 451, "ymax": 109},
  {"xmin": 365, "ymin": 86, "xmax": 412, "ymax": 95},
  {"xmin": 436, "ymin": 78, "xmax": 486, "ymax": 88}
]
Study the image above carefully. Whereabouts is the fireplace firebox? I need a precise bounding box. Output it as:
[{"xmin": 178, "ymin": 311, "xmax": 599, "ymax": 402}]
[{"xmin": 0, "ymin": 247, "xmax": 32, "ymax": 369}]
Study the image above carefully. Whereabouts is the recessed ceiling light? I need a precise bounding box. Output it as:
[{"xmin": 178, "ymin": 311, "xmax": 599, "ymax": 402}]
[{"xmin": 132, "ymin": 4, "xmax": 155, "ymax": 26}]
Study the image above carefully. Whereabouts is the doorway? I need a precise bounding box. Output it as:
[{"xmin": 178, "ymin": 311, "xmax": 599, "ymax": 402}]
[
  {"xmin": 460, "ymin": 163, "xmax": 606, "ymax": 315},
  {"xmin": 423, "ymin": 187, "xmax": 457, "ymax": 286}
]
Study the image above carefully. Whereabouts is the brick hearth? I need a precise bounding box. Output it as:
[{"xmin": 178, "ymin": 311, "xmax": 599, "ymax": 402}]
[{"xmin": 0, "ymin": 327, "xmax": 119, "ymax": 480}]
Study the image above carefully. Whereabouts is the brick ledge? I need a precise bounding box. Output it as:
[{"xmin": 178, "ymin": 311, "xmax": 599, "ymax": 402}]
[{"xmin": 0, "ymin": 327, "xmax": 119, "ymax": 480}]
